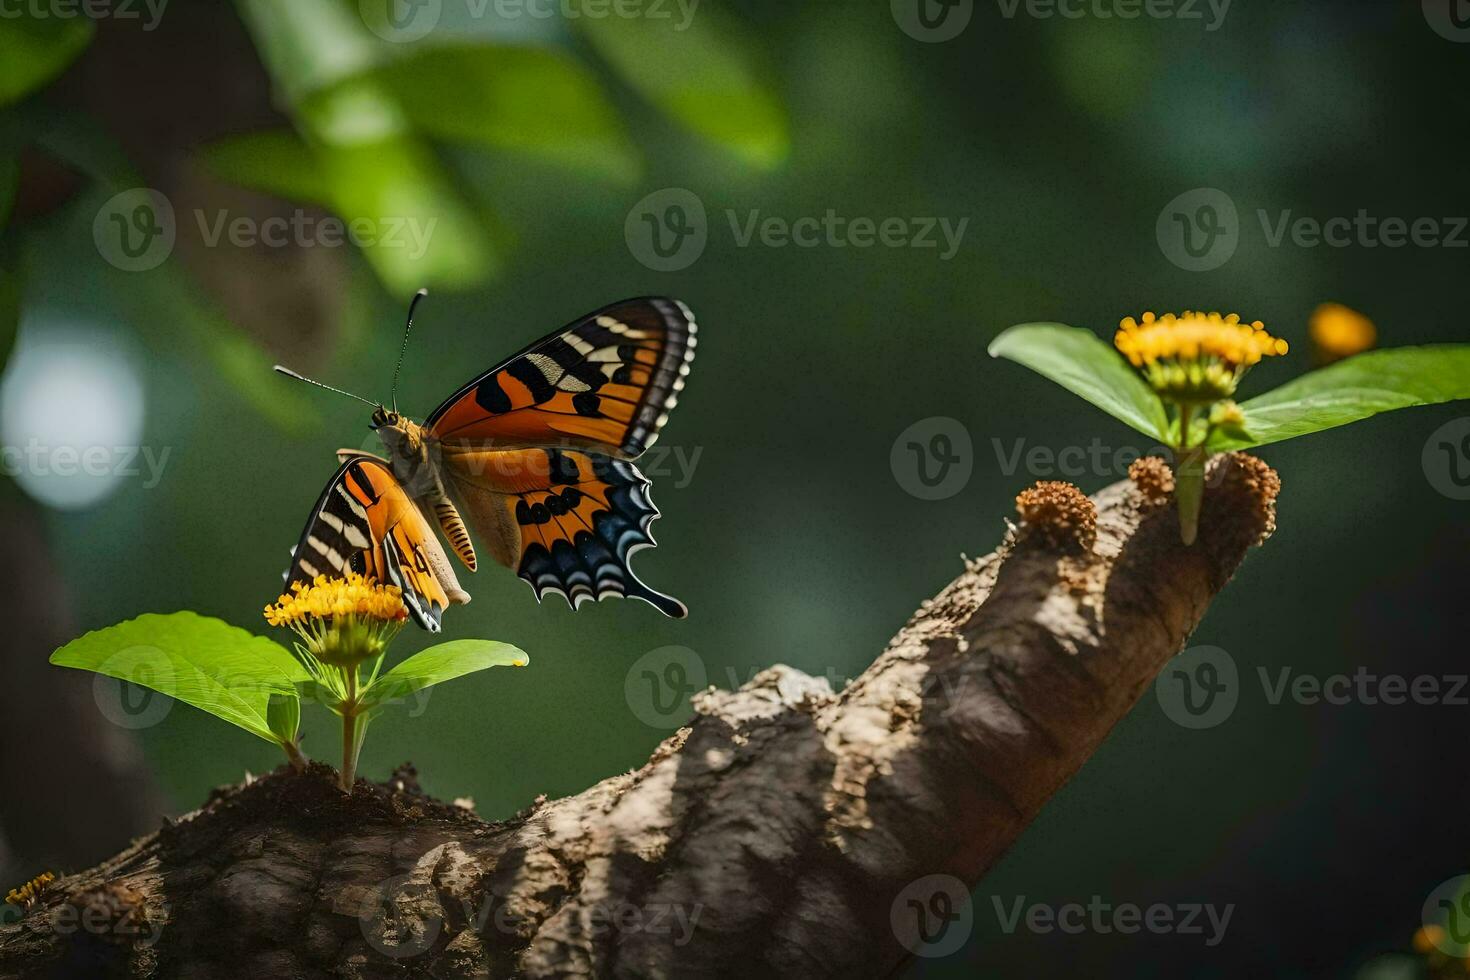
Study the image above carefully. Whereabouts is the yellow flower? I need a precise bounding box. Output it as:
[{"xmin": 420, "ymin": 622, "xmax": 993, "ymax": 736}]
[
  {"xmin": 1309, "ymin": 302, "xmax": 1375, "ymax": 363},
  {"xmin": 6, "ymin": 871, "xmax": 55, "ymax": 910},
  {"xmin": 1116, "ymin": 310, "xmax": 1289, "ymax": 403},
  {"xmin": 264, "ymin": 573, "xmax": 406, "ymax": 666}
]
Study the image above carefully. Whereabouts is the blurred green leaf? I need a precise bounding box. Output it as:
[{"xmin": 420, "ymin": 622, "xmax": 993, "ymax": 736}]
[
  {"xmin": 233, "ymin": 0, "xmax": 378, "ymax": 105},
  {"xmin": 376, "ymin": 44, "xmax": 639, "ymax": 183},
  {"xmin": 1207, "ymin": 346, "xmax": 1470, "ymax": 451},
  {"xmin": 0, "ymin": 16, "xmax": 94, "ymax": 108},
  {"xmin": 989, "ymin": 323, "xmax": 1171, "ymax": 442},
  {"xmin": 197, "ymin": 130, "xmax": 331, "ymax": 205},
  {"xmin": 579, "ymin": 8, "xmax": 788, "ymax": 169},
  {"xmin": 234, "ymin": 0, "xmax": 501, "ymax": 289},
  {"xmin": 301, "ymin": 78, "xmax": 501, "ymax": 291},
  {"xmin": 361, "ymin": 639, "xmax": 528, "ymax": 711},
  {"xmin": 50, "ymin": 612, "xmax": 307, "ymax": 744}
]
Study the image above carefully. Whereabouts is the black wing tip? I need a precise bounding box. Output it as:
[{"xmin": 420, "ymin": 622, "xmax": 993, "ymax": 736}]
[{"xmin": 645, "ymin": 591, "xmax": 689, "ymax": 619}]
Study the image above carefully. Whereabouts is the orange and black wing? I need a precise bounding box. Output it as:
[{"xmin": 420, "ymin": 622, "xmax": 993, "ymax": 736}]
[
  {"xmin": 284, "ymin": 455, "xmax": 469, "ymax": 631},
  {"xmin": 424, "ymin": 297, "xmax": 695, "ymax": 459},
  {"xmin": 437, "ymin": 445, "xmax": 686, "ymax": 618}
]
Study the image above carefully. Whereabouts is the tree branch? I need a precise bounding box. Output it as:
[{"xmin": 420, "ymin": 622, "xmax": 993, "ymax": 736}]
[{"xmin": 0, "ymin": 455, "xmax": 1279, "ymax": 979}]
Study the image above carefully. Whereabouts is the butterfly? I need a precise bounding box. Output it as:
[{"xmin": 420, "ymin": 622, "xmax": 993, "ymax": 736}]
[{"xmin": 276, "ymin": 294, "xmax": 696, "ymax": 630}]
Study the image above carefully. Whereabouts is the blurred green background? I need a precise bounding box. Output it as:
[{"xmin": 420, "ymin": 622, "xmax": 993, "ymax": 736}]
[{"xmin": 0, "ymin": 1, "xmax": 1465, "ymax": 976}]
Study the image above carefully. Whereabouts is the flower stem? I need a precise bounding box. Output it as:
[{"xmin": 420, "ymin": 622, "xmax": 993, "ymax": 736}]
[
  {"xmin": 340, "ymin": 667, "xmax": 359, "ymax": 792},
  {"xmin": 1174, "ymin": 403, "xmax": 1205, "ymax": 546},
  {"xmin": 283, "ymin": 739, "xmax": 307, "ymax": 772}
]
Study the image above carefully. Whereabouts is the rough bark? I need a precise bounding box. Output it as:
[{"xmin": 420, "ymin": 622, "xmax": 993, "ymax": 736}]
[{"xmin": 0, "ymin": 456, "xmax": 1279, "ymax": 979}]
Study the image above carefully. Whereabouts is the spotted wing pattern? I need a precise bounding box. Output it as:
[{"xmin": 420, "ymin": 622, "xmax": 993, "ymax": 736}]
[
  {"xmin": 424, "ymin": 297, "xmax": 696, "ymax": 459},
  {"xmin": 437, "ymin": 445, "xmax": 686, "ymax": 618},
  {"xmin": 285, "ymin": 455, "xmax": 469, "ymax": 631}
]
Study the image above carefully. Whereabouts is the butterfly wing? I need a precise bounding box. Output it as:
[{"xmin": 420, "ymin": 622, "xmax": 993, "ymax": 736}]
[
  {"xmin": 436, "ymin": 445, "xmax": 686, "ymax": 618},
  {"xmin": 285, "ymin": 455, "xmax": 469, "ymax": 631},
  {"xmin": 424, "ymin": 297, "xmax": 696, "ymax": 459}
]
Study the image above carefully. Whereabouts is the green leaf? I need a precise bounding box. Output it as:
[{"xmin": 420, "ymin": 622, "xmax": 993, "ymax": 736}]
[
  {"xmin": 50, "ymin": 612, "xmax": 309, "ymax": 743},
  {"xmin": 361, "ymin": 640, "xmax": 528, "ymax": 711},
  {"xmin": 1206, "ymin": 345, "xmax": 1470, "ymax": 451},
  {"xmin": 267, "ymin": 693, "xmax": 301, "ymax": 745},
  {"xmin": 579, "ymin": 8, "xmax": 787, "ymax": 169},
  {"xmin": 375, "ymin": 44, "xmax": 638, "ymax": 183},
  {"xmin": 196, "ymin": 130, "xmax": 331, "ymax": 205},
  {"xmin": 0, "ymin": 16, "xmax": 94, "ymax": 108},
  {"xmin": 989, "ymin": 323, "xmax": 1171, "ymax": 442}
]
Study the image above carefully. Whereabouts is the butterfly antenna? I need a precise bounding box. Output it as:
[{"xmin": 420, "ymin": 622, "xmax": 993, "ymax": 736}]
[
  {"xmin": 273, "ymin": 365, "xmax": 377, "ymax": 408},
  {"xmin": 390, "ymin": 288, "xmax": 429, "ymax": 413}
]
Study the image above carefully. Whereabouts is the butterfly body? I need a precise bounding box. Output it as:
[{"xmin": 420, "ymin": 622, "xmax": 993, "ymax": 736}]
[{"xmin": 283, "ymin": 297, "xmax": 697, "ymax": 630}]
